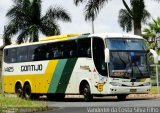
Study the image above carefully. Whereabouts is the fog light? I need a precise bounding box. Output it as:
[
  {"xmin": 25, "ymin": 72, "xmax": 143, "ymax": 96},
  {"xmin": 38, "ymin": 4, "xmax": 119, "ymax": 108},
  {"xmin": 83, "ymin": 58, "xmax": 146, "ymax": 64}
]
[
  {"xmin": 110, "ymin": 88, "xmax": 114, "ymax": 91},
  {"xmin": 110, "ymin": 82, "xmax": 122, "ymax": 86}
]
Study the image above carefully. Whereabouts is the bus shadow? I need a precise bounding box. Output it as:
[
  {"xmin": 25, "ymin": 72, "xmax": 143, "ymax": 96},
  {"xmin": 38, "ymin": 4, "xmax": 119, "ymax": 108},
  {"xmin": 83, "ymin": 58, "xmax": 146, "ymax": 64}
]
[
  {"xmin": 39, "ymin": 96, "xmax": 154, "ymax": 102},
  {"xmin": 63, "ymin": 98, "xmax": 153, "ymax": 102}
]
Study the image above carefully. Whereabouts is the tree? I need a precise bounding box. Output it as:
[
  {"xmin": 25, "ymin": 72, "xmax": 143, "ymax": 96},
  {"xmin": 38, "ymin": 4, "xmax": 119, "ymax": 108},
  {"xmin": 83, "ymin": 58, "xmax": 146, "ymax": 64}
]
[
  {"xmin": 143, "ymin": 17, "xmax": 160, "ymax": 51},
  {"xmin": 118, "ymin": 0, "xmax": 150, "ymax": 36},
  {"xmin": 4, "ymin": 0, "xmax": 71, "ymax": 45},
  {"xmin": 73, "ymin": 0, "xmax": 155, "ymax": 35},
  {"xmin": 74, "ymin": 0, "xmax": 109, "ymax": 21},
  {"xmin": 74, "ymin": 0, "xmax": 110, "ymax": 33}
]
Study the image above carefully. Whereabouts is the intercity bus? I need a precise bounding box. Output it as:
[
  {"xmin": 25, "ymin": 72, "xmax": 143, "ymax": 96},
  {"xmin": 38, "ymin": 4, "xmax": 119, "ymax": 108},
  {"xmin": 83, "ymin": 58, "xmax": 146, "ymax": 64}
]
[{"xmin": 2, "ymin": 33, "xmax": 150, "ymax": 101}]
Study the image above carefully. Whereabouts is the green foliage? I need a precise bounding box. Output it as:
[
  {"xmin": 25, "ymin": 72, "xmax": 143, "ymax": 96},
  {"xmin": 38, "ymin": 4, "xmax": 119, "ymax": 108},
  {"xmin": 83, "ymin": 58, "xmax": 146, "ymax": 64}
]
[
  {"xmin": 73, "ymin": 0, "xmax": 109, "ymax": 21},
  {"xmin": 0, "ymin": 78, "xmax": 1, "ymax": 93},
  {"xmin": 0, "ymin": 94, "xmax": 47, "ymax": 112},
  {"xmin": 150, "ymin": 86, "xmax": 160, "ymax": 94},
  {"xmin": 0, "ymin": 95, "xmax": 44, "ymax": 108},
  {"xmin": 74, "ymin": 0, "xmax": 152, "ymax": 36},
  {"xmin": 143, "ymin": 17, "xmax": 160, "ymax": 52},
  {"xmin": 4, "ymin": 0, "xmax": 71, "ymax": 45},
  {"xmin": 118, "ymin": 0, "xmax": 150, "ymax": 35}
]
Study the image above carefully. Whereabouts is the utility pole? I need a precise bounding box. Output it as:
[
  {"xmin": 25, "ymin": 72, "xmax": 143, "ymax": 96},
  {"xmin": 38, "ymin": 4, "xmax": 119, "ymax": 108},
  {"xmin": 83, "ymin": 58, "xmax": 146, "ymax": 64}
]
[
  {"xmin": 154, "ymin": 32, "xmax": 159, "ymax": 94},
  {"xmin": 91, "ymin": 0, "xmax": 94, "ymax": 34},
  {"xmin": 91, "ymin": 18, "xmax": 94, "ymax": 34},
  {"xmin": 156, "ymin": 65, "xmax": 159, "ymax": 93}
]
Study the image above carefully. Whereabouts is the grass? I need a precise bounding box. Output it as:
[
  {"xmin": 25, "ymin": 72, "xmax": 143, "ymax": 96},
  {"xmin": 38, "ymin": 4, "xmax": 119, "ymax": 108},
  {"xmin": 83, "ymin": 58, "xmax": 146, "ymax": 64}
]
[
  {"xmin": 0, "ymin": 94, "xmax": 48, "ymax": 113},
  {"xmin": 150, "ymin": 86, "xmax": 160, "ymax": 94},
  {"xmin": 0, "ymin": 77, "xmax": 2, "ymax": 93},
  {"xmin": 0, "ymin": 79, "xmax": 49, "ymax": 112}
]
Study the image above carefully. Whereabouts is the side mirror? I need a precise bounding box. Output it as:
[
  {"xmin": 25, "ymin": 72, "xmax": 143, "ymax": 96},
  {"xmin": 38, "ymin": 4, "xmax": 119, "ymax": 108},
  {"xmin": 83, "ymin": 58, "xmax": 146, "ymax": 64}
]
[
  {"xmin": 105, "ymin": 48, "xmax": 110, "ymax": 63},
  {"xmin": 150, "ymin": 49, "xmax": 158, "ymax": 64}
]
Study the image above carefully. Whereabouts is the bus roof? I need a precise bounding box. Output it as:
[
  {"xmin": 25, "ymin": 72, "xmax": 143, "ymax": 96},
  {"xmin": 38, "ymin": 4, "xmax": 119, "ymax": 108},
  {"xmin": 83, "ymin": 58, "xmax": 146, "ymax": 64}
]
[
  {"xmin": 4, "ymin": 33, "xmax": 143, "ymax": 49},
  {"xmin": 39, "ymin": 34, "xmax": 81, "ymax": 42},
  {"xmin": 89, "ymin": 33, "xmax": 143, "ymax": 39},
  {"xmin": 4, "ymin": 33, "xmax": 85, "ymax": 49}
]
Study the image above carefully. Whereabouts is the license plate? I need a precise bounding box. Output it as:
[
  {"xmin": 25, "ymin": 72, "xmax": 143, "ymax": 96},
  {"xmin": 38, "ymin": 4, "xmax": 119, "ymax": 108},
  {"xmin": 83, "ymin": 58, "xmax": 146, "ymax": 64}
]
[{"xmin": 130, "ymin": 89, "xmax": 137, "ymax": 93}]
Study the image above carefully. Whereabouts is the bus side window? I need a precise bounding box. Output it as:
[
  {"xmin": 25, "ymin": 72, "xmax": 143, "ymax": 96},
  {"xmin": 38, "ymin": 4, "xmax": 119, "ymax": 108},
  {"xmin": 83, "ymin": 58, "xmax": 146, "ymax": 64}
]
[
  {"xmin": 49, "ymin": 40, "xmax": 78, "ymax": 59},
  {"xmin": 34, "ymin": 47, "xmax": 41, "ymax": 61},
  {"xmin": 46, "ymin": 52, "xmax": 50, "ymax": 60},
  {"xmin": 4, "ymin": 49, "xmax": 9, "ymax": 63},
  {"xmin": 63, "ymin": 40, "xmax": 77, "ymax": 58},
  {"xmin": 9, "ymin": 48, "xmax": 17, "ymax": 63},
  {"xmin": 17, "ymin": 47, "xmax": 28, "ymax": 62},
  {"xmin": 49, "ymin": 48, "xmax": 55, "ymax": 59},
  {"xmin": 70, "ymin": 50, "xmax": 75, "ymax": 57},
  {"xmin": 78, "ymin": 38, "xmax": 91, "ymax": 58},
  {"xmin": 37, "ymin": 44, "xmax": 48, "ymax": 60},
  {"xmin": 28, "ymin": 45, "xmax": 39, "ymax": 61},
  {"xmin": 54, "ymin": 48, "xmax": 59, "ymax": 58}
]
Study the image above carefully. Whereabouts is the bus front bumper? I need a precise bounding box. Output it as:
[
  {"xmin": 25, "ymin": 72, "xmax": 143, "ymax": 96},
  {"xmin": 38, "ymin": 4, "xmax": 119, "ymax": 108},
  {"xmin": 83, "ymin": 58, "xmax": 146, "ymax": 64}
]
[{"xmin": 108, "ymin": 86, "xmax": 151, "ymax": 94}]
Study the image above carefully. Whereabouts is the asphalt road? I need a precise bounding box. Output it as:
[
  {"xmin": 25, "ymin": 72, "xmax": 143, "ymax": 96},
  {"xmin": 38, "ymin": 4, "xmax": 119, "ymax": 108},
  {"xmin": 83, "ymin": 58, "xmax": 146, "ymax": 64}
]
[{"xmin": 37, "ymin": 97, "xmax": 160, "ymax": 113}]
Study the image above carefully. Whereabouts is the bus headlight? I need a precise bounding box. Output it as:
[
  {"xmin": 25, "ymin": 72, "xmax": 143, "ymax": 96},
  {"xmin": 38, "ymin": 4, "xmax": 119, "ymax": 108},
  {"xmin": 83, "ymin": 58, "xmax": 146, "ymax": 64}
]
[
  {"xmin": 110, "ymin": 82, "xmax": 122, "ymax": 86},
  {"xmin": 143, "ymin": 82, "xmax": 150, "ymax": 86}
]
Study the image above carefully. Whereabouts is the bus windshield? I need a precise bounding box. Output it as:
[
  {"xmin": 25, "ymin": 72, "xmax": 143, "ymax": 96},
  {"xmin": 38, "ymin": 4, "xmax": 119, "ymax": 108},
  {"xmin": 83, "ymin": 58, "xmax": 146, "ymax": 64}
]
[
  {"xmin": 109, "ymin": 52, "xmax": 149, "ymax": 79},
  {"xmin": 106, "ymin": 38, "xmax": 146, "ymax": 50},
  {"xmin": 105, "ymin": 38, "xmax": 149, "ymax": 79}
]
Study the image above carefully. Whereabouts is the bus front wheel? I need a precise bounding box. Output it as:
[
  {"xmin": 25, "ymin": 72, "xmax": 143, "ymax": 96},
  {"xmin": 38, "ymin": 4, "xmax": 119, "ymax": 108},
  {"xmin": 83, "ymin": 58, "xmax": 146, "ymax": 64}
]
[{"xmin": 83, "ymin": 84, "xmax": 93, "ymax": 102}]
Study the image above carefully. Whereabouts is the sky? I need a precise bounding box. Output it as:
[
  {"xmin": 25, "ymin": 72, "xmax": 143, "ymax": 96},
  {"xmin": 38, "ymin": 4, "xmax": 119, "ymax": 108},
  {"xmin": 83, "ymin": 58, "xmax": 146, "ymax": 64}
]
[{"xmin": 0, "ymin": 0, "xmax": 160, "ymax": 39}]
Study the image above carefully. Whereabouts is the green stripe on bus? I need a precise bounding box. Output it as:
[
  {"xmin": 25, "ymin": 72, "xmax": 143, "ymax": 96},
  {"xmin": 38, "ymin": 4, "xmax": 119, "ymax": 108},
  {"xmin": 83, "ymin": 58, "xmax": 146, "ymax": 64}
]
[
  {"xmin": 48, "ymin": 59, "xmax": 67, "ymax": 93},
  {"xmin": 56, "ymin": 58, "xmax": 77, "ymax": 93}
]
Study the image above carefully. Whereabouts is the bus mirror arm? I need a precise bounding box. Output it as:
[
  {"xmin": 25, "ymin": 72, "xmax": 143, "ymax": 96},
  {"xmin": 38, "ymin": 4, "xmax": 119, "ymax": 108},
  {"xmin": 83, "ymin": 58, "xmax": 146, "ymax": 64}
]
[{"xmin": 105, "ymin": 48, "xmax": 110, "ymax": 63}]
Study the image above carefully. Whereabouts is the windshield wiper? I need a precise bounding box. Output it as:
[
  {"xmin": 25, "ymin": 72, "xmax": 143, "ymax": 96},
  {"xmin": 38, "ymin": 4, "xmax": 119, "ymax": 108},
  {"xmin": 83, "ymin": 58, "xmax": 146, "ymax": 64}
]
[
  {"xmin": 131, "ymin": 56, "xmax": 144, "ymax": 79},
  {"xmin": 117, "ymin": 52, "xmax": 127, "ymax": 67},
  {"xmin": 135, "ymin": 63, "xmax": 144, "ymax": 78}
]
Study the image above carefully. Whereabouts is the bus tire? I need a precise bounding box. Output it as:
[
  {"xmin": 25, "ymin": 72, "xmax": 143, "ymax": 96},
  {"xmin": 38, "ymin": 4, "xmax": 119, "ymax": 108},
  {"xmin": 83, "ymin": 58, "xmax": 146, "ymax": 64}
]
[
  {"xmin": 83, "ymin": 83, "xmax": 93, "ymax": 102},
  {"xmin": 15, "ymin": 83, "xmax": 23, "ymax": 98},
  {"xmin": 117, "ymin": 94, "xmax": 127, "ymax": 101},
  {"xmin": 23, "ymin": 83, "xmax": 32, "ymax": 100}
]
